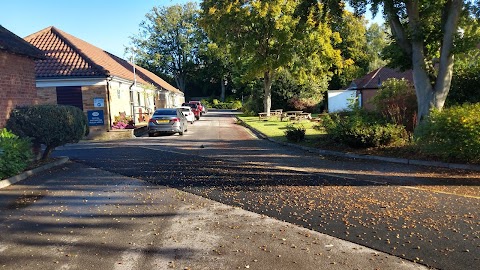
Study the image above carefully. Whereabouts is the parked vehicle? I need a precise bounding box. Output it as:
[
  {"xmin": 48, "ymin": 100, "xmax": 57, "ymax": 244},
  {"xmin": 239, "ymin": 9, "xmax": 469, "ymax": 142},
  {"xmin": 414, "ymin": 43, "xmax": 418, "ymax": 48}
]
[
  {"xmin": 177, "ymin": 106, "xmax": 195, "ymax": 124},
  {"xmin": 182, "ymin": 102, "xmax": 201, "ymax": 120},
  {"xmin": 148, "ymin": 108, "xmax": 187, "ymax": 136},
  {"xmin": 189, "ymin": 100, "xmax": 206, "ymax": 115}
]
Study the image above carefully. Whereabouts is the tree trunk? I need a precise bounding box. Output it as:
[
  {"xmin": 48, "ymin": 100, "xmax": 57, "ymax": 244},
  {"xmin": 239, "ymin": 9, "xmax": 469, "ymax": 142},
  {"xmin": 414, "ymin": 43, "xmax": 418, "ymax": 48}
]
[
  {"xmin": 406, "ymin": 0, "xmax": 433, "ymax": 124},
  {"xmin": 174, "ymin": 74, "xmax": 186, "ymax": 94},
  {"xmin": 32, "ymin": 142, "xmax": 42, "ymax": 161},
  {"xmin": 433, "ymin": 0, "xmax": 462, "ymax": 111},
  {"xmin": 41, "ymin": 145, "xmax": 54, "ymax": 160},
  {"xmin": 263, "ymin": 70, "xmax": 273, "ymax": 115},
  {"xmin": 410, "ymin": 43, "xmax": 434, "ymax": 123},
  {"xmin": 405, "ymin": 0, "xmax": 462, "ymax": 124},
  {"xmin": 220, "ymin": 75, "xmax": 226, "ymax": 102}
]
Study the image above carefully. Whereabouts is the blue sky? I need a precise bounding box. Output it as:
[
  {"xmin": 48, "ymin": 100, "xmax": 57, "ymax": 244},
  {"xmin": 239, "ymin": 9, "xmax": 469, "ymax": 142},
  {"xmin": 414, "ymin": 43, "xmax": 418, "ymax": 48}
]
[
  {"xmin": 1, "ymin": 0, "xmax": 382, "ymax": 60},
  {"xmin": 1, "ymin": 0, "xmax": 194, "ymax": 58}
]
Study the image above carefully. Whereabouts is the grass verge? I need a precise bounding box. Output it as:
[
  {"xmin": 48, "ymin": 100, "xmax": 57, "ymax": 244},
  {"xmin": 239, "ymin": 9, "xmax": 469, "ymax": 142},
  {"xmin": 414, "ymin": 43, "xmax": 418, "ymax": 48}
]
[{"xmin": 237, "ymin": 114, "xmax": 478, "ymax": 165}]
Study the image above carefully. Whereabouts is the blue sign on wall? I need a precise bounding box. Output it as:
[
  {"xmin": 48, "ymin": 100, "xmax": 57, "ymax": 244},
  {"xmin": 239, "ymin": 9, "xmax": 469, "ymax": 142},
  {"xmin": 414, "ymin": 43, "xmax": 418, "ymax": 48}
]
[{"xmin": 87, "ymin": 110, "xmax": 105, "ymax": 126}]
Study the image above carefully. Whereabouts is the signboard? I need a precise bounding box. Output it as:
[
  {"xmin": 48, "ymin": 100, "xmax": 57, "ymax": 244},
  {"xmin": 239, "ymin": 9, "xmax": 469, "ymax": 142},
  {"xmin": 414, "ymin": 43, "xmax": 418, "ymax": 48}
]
[
  {"xmin": 93, "ymin": 98, "xmax": 104, "ymax": 108},
  {"xmin": 87, "ymin": 110, "xmax": 105, "ymax": 126}
]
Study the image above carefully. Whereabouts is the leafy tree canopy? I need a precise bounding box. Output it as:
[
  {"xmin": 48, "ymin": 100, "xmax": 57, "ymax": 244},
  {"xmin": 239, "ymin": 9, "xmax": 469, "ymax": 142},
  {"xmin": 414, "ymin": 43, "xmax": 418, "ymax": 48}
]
[
  {"xmin": 329, "ymin": 10, "xmax": 370, "ymax": 89},
  {"xmin": 130, "ymin": 2, "xmax": 204, "ymax": 94},
  {"xmin": 200, "ymin": 0, "xmax": 342, "ymax": 114}
]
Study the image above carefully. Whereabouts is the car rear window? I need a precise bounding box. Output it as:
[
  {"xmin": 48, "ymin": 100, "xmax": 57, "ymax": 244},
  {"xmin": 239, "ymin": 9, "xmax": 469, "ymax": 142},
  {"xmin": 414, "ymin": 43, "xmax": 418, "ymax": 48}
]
[{"xmin": 153, "ymin": 109, "xmax": 177, "ymax": 116}]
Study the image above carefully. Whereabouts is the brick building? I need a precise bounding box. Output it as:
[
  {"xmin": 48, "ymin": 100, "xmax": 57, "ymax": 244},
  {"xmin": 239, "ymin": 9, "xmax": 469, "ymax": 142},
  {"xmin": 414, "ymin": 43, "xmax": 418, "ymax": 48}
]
[
  {"xmin": 24, "ymin": 26, "xmax": 184, "ymax": 139},
  {"xmin": 346, "ymin": 67, "xmax": 413, "ymax": 110},
  {"xmin": 0, "ymin": 25, "xmax": 45, "ymax": 128}
]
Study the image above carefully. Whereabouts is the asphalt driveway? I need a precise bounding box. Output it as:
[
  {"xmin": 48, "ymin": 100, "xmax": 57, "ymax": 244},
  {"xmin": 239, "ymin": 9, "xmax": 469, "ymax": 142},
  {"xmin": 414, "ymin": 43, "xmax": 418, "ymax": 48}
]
[{"xmin": 54, "ymin": 145, "xmax": 479, "ymax": 270}]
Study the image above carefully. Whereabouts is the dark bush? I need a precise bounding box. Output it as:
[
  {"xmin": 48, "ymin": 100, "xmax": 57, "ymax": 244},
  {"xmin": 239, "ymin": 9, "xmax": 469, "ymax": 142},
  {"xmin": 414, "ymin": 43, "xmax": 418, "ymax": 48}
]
[
  {"xmin": 370, "ymin": 78, "xmax": 417, "ymax": 132},
  {"xmin": 242, "ymin": 95, "xmax": 263, "ymax": 115},
  {"xmin": 6, "ymin": 104, "xmax": 89, "ymax": 160},
  {"xmin": 287, "ymin": 97, "xmax": 320, "ymax": 113},
  {"xmin": 414, "ymin": 103, "xmax": 480, "ymax": 163},
  {"xmin": 0, "ymin": 128, "xmax": 33, "ymax": 179},
  {"xmin": 322, "ymin": 110, "xmax": 409, "ymax": 148},
  {"xmin": 447, "ymin": 51, "xmax": 480, "ymax": 106},
  {"xmin": 284, "ymin": 124, "xmax": 306, "ymax": 142}
]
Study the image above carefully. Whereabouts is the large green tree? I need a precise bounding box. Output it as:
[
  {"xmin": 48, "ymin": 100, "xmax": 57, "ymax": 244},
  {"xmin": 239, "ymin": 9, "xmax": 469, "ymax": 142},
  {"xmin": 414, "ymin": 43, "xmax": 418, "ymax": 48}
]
[
  {"xmin": 131, "ymin": 2, "xmax": 204, "ymax": 94},
  {"xmin": 200, "ymin": 0, "xmax": 342, "ymax": 115},
  {"xmin": 330, "ymin": 11, "xmax": 370, "ymax": 89},
  {"xmin": 346, "ymin": 0, "xmax": 479, "ymax": 123},
  {"xmin": 366, "ymin": 22, "xmax": 390, "ymax": 71},
  {"xmin": 200, "ymin": 43, "xmax": 233, "ymax": 101},
  {"xmin": 299, "ymin": 0, "xmax": 479, "ymax": 122}
]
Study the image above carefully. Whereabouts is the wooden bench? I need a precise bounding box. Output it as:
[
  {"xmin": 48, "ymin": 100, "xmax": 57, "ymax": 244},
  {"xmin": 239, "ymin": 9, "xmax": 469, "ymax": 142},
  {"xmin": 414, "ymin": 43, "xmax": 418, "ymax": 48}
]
[{"xmin": 299, "ymin": 113, "xmax": 312, "ymax": 120}]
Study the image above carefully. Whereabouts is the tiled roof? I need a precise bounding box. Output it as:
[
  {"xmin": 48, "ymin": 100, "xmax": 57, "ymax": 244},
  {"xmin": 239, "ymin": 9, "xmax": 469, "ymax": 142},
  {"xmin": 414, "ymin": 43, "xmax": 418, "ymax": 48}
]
[
  {"xmin": 347, "ymin": 67, "xmax": 413, "ymax": 90},
  {"xmin": 24, "ymin": 26, "xmax": 181, "ymax": 93},
  {"xmin": 0, "ymin": 25, "xmax": 45, "ymax": 59}
]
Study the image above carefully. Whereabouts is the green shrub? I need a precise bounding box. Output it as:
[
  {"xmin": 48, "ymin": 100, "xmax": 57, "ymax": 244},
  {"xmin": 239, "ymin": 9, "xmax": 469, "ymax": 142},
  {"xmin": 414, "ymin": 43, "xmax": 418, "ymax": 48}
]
[
  {"xmin": 200, "ymin": 99, "xmax": 212, "ymax": 108},
  {"xmin": 212, "ymin": 100, "xmax": 242, "ymax": 110},
  {"xmin": 414, "ymin": 103, "xmax": 480, "ymax": 163},
  {"xmin": 285, "ymin": 124, "xmax": 306, "ymax": 142},
  {"xmin": 323, "ymin": 111, "xmax": 409, "ymax": 148},
  {"xmin": 0, "ymin": 128, "xmax": 33, "ymax": 179},
  {"xmin": 6, "ymin": 104, "xmax": 89, "ymax": 160},
  {"xmin": 231, "ymin": 100, "xmax": 242, "ymax": 110}
]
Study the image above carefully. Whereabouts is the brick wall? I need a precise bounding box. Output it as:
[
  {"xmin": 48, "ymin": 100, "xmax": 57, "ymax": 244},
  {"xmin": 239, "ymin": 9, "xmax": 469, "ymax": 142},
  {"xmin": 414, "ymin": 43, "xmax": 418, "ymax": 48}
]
[
  {"xmin": 35, "ymin": 83, "xmax": 118, "ymax": 140},
  {"xmin": 36, "ymin": 87, "xmax": 57, "ymax": 104},
  {"xmin": 81, "ymin": 85, "xmax": 111, "ymax": 138},
  {"xmin": 0, "ymin": 51, "xmax": 38, "ymax": 128}
]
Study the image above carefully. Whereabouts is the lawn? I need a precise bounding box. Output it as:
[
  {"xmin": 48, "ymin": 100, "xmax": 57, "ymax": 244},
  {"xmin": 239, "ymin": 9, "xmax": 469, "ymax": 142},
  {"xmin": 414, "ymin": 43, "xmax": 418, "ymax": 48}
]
[
  {"xmin": 237, "ymin": 114, "xmax": 436, "ymax": 162},
  {"xmin": 237, "ymin": 115, "xmax": 326, "ymax": 148}
]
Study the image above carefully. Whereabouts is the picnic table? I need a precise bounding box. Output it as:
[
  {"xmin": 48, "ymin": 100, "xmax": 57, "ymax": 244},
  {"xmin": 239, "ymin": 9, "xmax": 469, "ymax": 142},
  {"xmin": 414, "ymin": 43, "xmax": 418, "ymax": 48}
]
[
  {"xmin": 270, "ymin": 109, "xmax": 283, "ymax": 116},
  {"xmin": 259, "ymin": 109, "xmax": 284, "ymax": 120},
  {"xmin": 258, "ymin": 112, "xmax": 269, "ymax": 120},
  {"xmin": 283, "ymin": 111, "xmax": 303, "ymax": 121}
]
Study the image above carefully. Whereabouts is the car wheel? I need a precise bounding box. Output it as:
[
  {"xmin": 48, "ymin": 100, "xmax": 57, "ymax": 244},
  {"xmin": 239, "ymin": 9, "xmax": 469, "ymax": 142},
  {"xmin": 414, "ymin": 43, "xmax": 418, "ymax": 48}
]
[{"xmin": 148, "ymin": 132, "xmax": 155, "ymax": 137}]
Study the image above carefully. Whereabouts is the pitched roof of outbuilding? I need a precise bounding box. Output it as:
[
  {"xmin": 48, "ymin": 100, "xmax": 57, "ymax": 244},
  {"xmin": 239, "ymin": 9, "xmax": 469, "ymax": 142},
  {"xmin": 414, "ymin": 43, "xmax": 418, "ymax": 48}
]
[
  {"xmin": 0, "ymin": 25, "xmax": 45, "ymax": 59},
  {"xmin": 24, "ymin": 26, "xmax": 181, "ymax": 93},
  {"xmin": 347, "ymin": 67, "xmax": 413, "ymax": 90}
]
